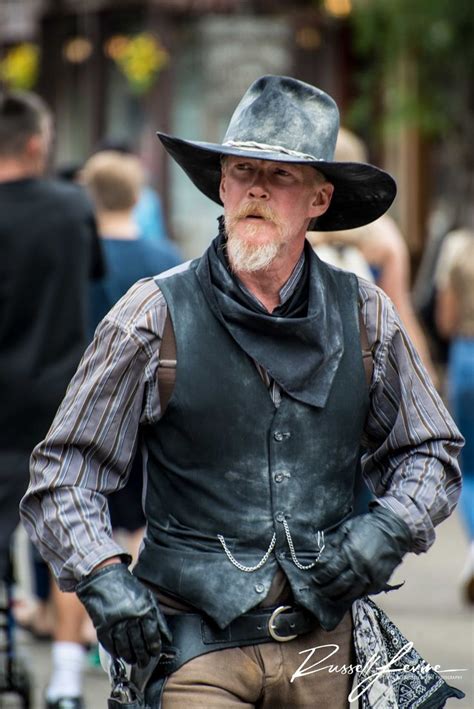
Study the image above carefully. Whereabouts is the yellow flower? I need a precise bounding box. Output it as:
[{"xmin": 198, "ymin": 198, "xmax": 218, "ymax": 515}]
[
  {"xmin": 112, "ymin": 33, "xmax": 169, "ymax": 94},
  {"xmin": 0, "ymin": 43, "xmax": 40, "ymax": 90}
]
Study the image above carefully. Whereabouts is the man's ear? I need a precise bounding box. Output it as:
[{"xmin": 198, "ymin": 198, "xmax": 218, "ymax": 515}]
[
  {"xmin": 308, "ymin": 183, "xmax": 334, "ymax": 219},
  {"xmin": 219, "ymin": 173, "xmax": 226, "ymax": 202}
]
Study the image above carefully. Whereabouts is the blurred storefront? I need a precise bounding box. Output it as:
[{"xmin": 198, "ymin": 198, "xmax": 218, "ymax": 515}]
[
  {"xmin": 0, "ymin": 0, "xmax": 432, "ymax": 258},
  {"xmin": 0, "ymin": 0, "xmax": 359, "ymax": 254}
]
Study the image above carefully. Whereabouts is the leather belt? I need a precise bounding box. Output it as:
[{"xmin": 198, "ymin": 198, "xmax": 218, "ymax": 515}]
[
  {"xmin": 154, "ymin": 604, "xmax": 316, "ymax": 678},
  {"xmin": 136, "ymin": 605, "xmax": 318, "ymax": 708},
  {"xmin": 200, "ymin": 604, "xmax": 315, "ymax": 644}
]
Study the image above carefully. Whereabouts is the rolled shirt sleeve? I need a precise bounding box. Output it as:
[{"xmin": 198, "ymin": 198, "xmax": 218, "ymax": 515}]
[
  {"xmin": 20, "ymin": 278, "xmax": 167, "ymax": 590},
  {"xmin": 359, "ymin": 279, "xmax": 463, "ymax": 553}
]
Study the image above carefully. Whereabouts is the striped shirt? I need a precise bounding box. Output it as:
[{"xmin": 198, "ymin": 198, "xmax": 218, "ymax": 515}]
[{"xmin": 20, "ymin": 261, "xmax": 463, "ymax": 590}]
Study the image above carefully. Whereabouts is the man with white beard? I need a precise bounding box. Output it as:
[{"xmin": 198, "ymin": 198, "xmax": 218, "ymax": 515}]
[
  {"xmin": 21, "ymin": 76, "xmax": 464, "ymax": 708},
  {"xmin": 222, "ymin": 156, "xmax": 333, "ymax": 309}
]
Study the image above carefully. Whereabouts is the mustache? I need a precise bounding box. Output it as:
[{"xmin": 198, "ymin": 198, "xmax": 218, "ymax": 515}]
[{"xmin": 227, "ymin": 201, "xmax": 281, "ymax": 224}]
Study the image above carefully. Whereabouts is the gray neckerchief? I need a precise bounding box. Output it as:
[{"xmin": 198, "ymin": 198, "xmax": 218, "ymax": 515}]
[{"xmin": 195, "ymin": 230, "xmax": 344, "ymax": 408}]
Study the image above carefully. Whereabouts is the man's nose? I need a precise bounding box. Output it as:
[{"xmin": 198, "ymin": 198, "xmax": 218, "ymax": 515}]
[{"xmin": 247, "ymin": 171, "xmax": 269, "ymax": 199}]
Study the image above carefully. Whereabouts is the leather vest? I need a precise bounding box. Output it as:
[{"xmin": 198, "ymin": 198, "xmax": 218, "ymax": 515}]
[{"xmin": 134, "ymin": 260, "xmax": 369, "ymax": 628}]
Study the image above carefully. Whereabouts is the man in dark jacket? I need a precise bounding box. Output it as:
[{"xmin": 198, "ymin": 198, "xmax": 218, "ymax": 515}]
[
  {"xmin": 0, "ymin": 89, "xmax": 102, "ymax": 708},
  {"xmin": 21, "ymin": 77, "xmax": 464, "ymax": 708}
]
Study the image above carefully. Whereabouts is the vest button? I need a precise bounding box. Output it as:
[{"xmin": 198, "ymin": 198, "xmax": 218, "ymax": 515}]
[
  {"xmin": 275, "ymin": 512, "xmax": 285, "ymax": 522},
  {"xmin": 274, "ymin": 431, "xmax": 290, "ymax": 441},
  {"xmin": 274, "ymin": 473, "xmax": 284, "ymax": 483},
  {"xmin": 255, "ymin": 583, "xmax": 265, "ymax": 594}
]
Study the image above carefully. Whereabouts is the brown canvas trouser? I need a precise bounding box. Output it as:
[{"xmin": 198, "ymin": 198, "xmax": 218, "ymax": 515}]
[{"xmin": 162, "ymin": 611, "xmax": 354, "ymax": 708}]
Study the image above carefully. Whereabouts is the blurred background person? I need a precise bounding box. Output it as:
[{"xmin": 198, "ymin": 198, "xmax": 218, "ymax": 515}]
[
  {"xmin": 81, "ymin": 147, "xmax": 182, "ymax": 565},
  {"xmin": 307, "ymin": 127, "xmax": 436, "ymax": 383},
  {"xmin": 0, "ymin": 88, "xmax": 103, "ymax": 708},
  {"xmin": 39, "ymin": 148, "xmax": 183, "ymax": 709},
  {"xmin": 81, "ymin": 149, "xmax": 182, "ymax": 336},
  {"xmin": 435, "ymin": 228, "xmax": 474, "ymax": 604},
  {"xmin": 308, "ymin": 228, "xmax": 374, "ymax": 282},
  {"xmin": 93, "ymin": 137, "xmax": 181, "ymax": 254}
]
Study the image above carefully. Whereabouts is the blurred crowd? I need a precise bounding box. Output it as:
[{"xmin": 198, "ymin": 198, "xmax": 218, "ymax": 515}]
[{"xmin": 0, "ymin": 89, "xmax": 473, "ymax": 706}]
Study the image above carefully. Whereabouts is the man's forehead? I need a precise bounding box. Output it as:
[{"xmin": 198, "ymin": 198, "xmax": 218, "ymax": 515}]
[
  {"xmin": 223, "ymin": 155, "xmax": 319, "ymax": 177},
  {"xmin": 225, "ymin": 156, "xmax": 292, "ymax": 168}
]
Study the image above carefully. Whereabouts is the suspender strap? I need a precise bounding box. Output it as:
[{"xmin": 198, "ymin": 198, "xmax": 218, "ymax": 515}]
[
  {"xmin": 157, "ymin": 311, "xmax": 177, "ymax": 414},
  {"xmin": 358, "ymin": 309, "xmax": 373, "ymax": 388}
]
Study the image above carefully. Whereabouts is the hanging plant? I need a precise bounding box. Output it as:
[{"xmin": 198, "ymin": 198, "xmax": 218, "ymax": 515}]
[
  {"xmin": 105, "ymin": 33, "xmax": 169, "ymax": 95},
  {"xmin": 0, "ymin": 43, "xmax": 40, "ymax": 90}
]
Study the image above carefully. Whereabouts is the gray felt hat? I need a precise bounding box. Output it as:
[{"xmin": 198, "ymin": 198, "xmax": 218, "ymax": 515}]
[{"xmin": 157, "ymin": 75, "xmax": 396, "ymax": 231}]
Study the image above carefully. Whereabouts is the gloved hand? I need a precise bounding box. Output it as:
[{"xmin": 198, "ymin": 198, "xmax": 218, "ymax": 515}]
[
  {"xmin": 76, "ymin": 563, "xmax": 171, "ymax": 667},
  {"xmin": 312, "ymin": 506, "xmax": 412, "ymax": 606}
]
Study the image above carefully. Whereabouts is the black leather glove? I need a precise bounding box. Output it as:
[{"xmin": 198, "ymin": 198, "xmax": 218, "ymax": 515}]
[
  {"xmin": 76, "ymin": 563, "xmax": 172, "ymax": 667},
  {"xmin": 312, "ymin": 506, "xmax": 412, "ymax": 605}
]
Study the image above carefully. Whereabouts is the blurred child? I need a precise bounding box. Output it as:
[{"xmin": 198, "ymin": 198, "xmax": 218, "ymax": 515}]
[{"xmin": 82, "ymin": 150, "xmax": 182, "ymax": 337}]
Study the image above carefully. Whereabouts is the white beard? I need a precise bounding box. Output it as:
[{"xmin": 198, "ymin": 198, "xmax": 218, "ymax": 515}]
[
  {"xmin": 226, "ymin": 228, "xmax": 282, "ymax": 272},
  {"xmin": 225, "ymin": 201, "xmax": 290, "ymax": 273}
]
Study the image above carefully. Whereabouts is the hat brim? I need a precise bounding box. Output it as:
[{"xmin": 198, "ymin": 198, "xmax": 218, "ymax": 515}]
[{"xmin": 157, "ymin": 132, "xmax": 397, "ymax": 231}]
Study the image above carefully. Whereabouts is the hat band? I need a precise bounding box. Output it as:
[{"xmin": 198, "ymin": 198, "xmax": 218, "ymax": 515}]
[{"xmin": 223, "ymin": 140, "xmax": 321, "ymax": 161}]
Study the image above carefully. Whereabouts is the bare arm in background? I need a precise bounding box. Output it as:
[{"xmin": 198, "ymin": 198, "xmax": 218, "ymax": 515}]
[{"xmin": 360, "ymin": 214, "xmax": 436, "ymax": 380}]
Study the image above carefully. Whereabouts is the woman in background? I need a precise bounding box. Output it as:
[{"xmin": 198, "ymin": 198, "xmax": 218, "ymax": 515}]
[{"xmin": 435, "ymin": 228, "xmax": 474, "ymax": 604}]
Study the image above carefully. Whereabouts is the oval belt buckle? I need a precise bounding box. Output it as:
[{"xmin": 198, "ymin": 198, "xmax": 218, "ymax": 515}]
[{"xmin": 268, "ymin": 605, "xmax": 298, "ymax": 642}]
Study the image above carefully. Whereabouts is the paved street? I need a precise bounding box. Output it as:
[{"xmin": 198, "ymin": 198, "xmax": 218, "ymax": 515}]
[{"xmin": 5, "ymin": 511, "xmax": 473, "ymax": 708}]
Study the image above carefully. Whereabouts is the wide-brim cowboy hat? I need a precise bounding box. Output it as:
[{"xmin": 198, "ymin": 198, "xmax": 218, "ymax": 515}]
[{"xmin": 157, "ymin": 75, "xmax": 396, "ymax": 231}]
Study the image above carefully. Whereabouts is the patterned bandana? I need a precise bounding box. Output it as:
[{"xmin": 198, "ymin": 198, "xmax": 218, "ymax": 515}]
[{"xmin": 352, "ymin": 599, "xmax": 465, "ymax": 708}]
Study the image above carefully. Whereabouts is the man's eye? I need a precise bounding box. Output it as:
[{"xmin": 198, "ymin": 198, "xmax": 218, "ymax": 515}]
[{"xmin": 275, "ymin": 170, "xmax": 291, "ymax": 177}]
